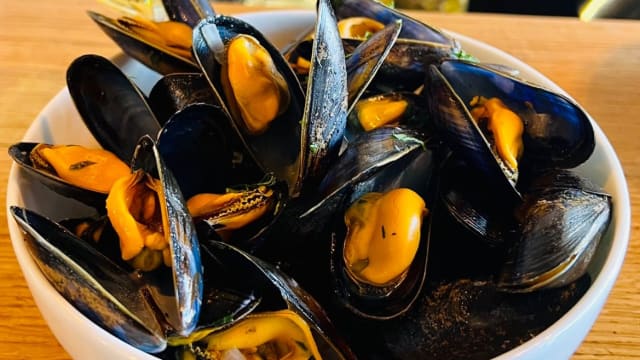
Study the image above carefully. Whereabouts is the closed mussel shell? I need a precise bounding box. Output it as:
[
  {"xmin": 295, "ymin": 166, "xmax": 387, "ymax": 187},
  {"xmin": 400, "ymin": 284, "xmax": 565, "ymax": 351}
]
[{"xmin": 499, "ymin": 170, "xmax": 612, "ymax": 292}]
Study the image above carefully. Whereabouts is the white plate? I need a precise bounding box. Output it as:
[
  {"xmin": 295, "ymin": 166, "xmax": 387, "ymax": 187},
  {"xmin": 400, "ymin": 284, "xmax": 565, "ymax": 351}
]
[{"xmin": 5, "ymin": 10, "xmax": 631, "ymax": 360}]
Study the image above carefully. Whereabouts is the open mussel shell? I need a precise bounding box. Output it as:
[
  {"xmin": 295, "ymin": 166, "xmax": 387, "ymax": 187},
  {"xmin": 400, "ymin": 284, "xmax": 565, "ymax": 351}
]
[
  {"xmin": 306, "ymin": 126, "xmax": 437, "ymax": 319},
  {"xmin": 131, "ymin": 135, "xmax": 203, "ymax": 336},
  {"xmin": 499, "ymin": 170, "xmax": 612, "ymax": 292},
  {"xmin": 329, "ymin": 206, "xmax": 433, "ymax": 320},
  {"xmin": 148, "ymin": 73, "xmax": 219, "ymax": 126},
  {"xmin": 162, "ymin": 0, "xmax": 215, "ymax": 27},
  {"xmin": 156, "ymin": 103, "xmax": 282, "ymax": 249},
  {"xmin": 345, "ymin": 20, "xmax": 402, "ymax": 113},
  {"xmin": 10, "ymin": 206, "xmax": 166, "ymax": 353},
  {"xmin": 8, "ymin": 142, "xmax": 107, "ymax": 211},
  {"xmin": 425, "ymin": 59, "xmax": 596, "ymax": 200},
  {"xmin": 287, "ymin": 34, "xmax": 458, "ymax": 94},
  {"xmin": 193, "ymin": 15, "xmax": 308, "ymax": 197},
  {"xmin": 194, "ymin": 241, "xmax": 356, "ymax": 359},
  {"xmin": 343, "ymin": 37, "xmax": 458, "ymax": 92},
  {"xmin": 306, "ymin": 126, "xmax": 434, "ymax": 218},
  {"xmin": 87, "ymin": 11, "xmax": 198, "ymax": 75},
  {"xmin": 66, "ymin": 54, "xmax": 161, "ymax": 162},
  {"xmin": 331, "ymin": 0, "xmax": 456, "ymax": 45}
]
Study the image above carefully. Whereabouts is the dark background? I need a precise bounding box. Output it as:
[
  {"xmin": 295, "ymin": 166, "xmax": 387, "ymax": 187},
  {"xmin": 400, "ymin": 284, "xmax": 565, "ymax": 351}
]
[{"xmin": 468, "ymin": 0, "xmax": 583, "ymax": 16}]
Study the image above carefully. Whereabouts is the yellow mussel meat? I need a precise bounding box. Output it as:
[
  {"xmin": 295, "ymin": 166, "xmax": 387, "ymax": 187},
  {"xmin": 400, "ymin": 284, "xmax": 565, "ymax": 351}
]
[
  {"xmin": 355, "ymin": 96, "xmax": 409, "ymax": 132},
  {"xmin": 187, "ymin": 185, "xmax": 275, "ymax": 235},
  {"xmin": 469, "ymin": 96, "xmax": 524, "ymax": 172},
  {"xmin": 222, "ymin": 34, "xmax": 291, "ymax": 135},
  {"xmin": 344, "ymin": 188, "xmax": 427, "ymax": 286},
  {"xmin": 29, "ymin": 144, "xmax": 130, "ymax": 193},
  {"xmin": 105, "ymin": 170, "xmax": 171, "ymax": 271}
]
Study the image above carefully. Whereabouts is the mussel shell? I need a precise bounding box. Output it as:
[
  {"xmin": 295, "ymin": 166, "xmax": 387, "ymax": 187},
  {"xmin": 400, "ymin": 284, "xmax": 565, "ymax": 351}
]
[
  {"xmin": 345, "ymin": 20, "xmax": 402, "ymax": 113},
  {"xmin": 499, "ymin": 170, "xmax": 612, "ymax": 292},
  {"xmin": 343, "ymin": 37, "xmax": 457, "ymax": 92},
  {"xmin": 8, "ymin": 142, "xmax": 107, "ymax": 211},
  {"xmin": 439, "ymin": 156, "xmax": 519, "ymax": 247},
  {"xmin": 331, "ymin": 0, "xmax": 455, "ymax": 45},
  {"xmin": 162, "ymin": 0, "xmax": 215, "ymax": 27},
  {"xmin": 299, "ymin": 0, "xmax": 349, "ymax": 195},
  {"xmin": 445, "ymin": 60, "xmax": 595, "ymax": 170},
  {"xmin": 156, "ymin": 103, "xmax": 235, "ymax": 199},
  {"xmin": 193, "ymin": 178, "xmax": 287, "ymax": 253},
  {"xmin": 131, "ymin": 135, "xmax": 203, "ymax": 336},
  {"xmin": 148, "ymin": 73, "xmax": 219, "ymax": 126},
  {"xmin": 306, "ymin": 126, "xmax": 434, "ymax": 218},
  {"xmin": 425, "ymin": 59, "xmax": 596, "ymax": 199},
  {"xmin": 193, "ymin": 15, "xmax": 307, "ymax": 197},
  {"xmin": 329, "ymin": 203, "xmax": 433, "ymax": 320},
  {"xmin": 309, "ymin": 126, "xmax": 437, "ymax": 319},
  {"xmin": 424, "ymin": 62, "xmax": 521, "ymax": 201},
  {"xmin": 10, "ymin": 206, "xmax": 166, "ymax": 353},
  {"xmin": 66, "ymin": 54, "xmax": 161, "ymax": 163},
  {"xmin": 287, "ymin": 36, "xmax": 457, "ymax": 94},
  {"xmin": 200, "ymin": 241, "xmax": 356, "ymax": 359},
  {"xmin": 87, "ymin": 11, "xmax": 198, "ymax": 75}
]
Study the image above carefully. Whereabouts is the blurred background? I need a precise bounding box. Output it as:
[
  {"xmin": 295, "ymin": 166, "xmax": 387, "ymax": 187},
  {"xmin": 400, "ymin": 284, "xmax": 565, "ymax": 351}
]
[{"xmin": 241, "ymin": 0, "xmax": 639, "ymax": 20}]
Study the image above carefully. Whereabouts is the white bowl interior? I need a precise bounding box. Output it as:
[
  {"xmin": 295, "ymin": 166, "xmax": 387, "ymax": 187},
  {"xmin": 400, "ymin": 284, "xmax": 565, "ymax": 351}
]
[{"xmin": 5, "ymin": 10, "xmax": 630, "ymax": 360}]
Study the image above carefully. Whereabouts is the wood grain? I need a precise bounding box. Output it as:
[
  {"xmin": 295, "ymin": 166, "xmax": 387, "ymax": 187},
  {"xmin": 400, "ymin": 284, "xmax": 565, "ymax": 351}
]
[{"xmin": 0, "ymin": 1, "xmax": 638, "ymax": 359}]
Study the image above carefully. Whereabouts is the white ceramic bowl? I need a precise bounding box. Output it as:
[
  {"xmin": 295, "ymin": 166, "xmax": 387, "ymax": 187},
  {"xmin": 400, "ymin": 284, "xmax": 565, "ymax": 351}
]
[{"xmin": 6, "ymin": 10, "xmax": 631, "ymax": 360}]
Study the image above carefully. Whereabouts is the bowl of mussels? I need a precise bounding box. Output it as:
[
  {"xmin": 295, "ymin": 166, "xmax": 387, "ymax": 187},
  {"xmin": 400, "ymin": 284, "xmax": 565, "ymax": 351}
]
[{"xmin": 5, "ymin": 0, "xmax": 631, "ymax": 359}]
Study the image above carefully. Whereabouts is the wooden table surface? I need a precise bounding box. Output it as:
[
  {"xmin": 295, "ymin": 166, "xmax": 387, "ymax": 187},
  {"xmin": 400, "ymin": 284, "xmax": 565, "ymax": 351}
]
[{"xmin": 0, "ymin": 0, "xmax": 639, "ymax": 359}]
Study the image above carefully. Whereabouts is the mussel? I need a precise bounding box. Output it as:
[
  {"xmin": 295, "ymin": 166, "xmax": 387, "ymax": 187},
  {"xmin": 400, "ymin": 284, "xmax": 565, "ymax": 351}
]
[
  {"xmin": 11, "ymin": 206, "xmax": 168, "ymax": 352},
  {"xmin": 192, "ymin": 14, "xmax": 307, "ymax": 197},
  {"xmin": 155, "ymin": 103, "xmax": 285, "ymax": 249},
  {"xmin": 88, "ymin": 0, "xmax": 216, "ymax": 74},
  {"xmin": 10, "ymin": 135, "xmax": 203, "ymax": 350},
  {"xmin": 499, "ymin": 170, "xmax": 612, "ymax": 292},
  {"xmin": 9, "ymin": 142, "xmax": 129, "ymax": 210},
  {"xmin": 425, "ymin": 59, "xmax": 595, "ymax": 199},
  {"xmin": 286, "ymin": 126, "xmax": 438, "ymax": 320}
]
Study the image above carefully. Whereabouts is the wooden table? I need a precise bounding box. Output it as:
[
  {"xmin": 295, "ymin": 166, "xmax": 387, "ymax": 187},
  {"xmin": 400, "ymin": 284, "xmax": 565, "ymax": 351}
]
[{"xmin": 0, "ymin": 1, "xmax": 638, "ymax": 359}]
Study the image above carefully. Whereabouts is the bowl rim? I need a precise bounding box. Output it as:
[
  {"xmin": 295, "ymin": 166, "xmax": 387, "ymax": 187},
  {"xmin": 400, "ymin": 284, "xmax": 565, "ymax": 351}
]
[{"xmin": 5, "ymin": 9, "xmax": 632, "ymax": 360}]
